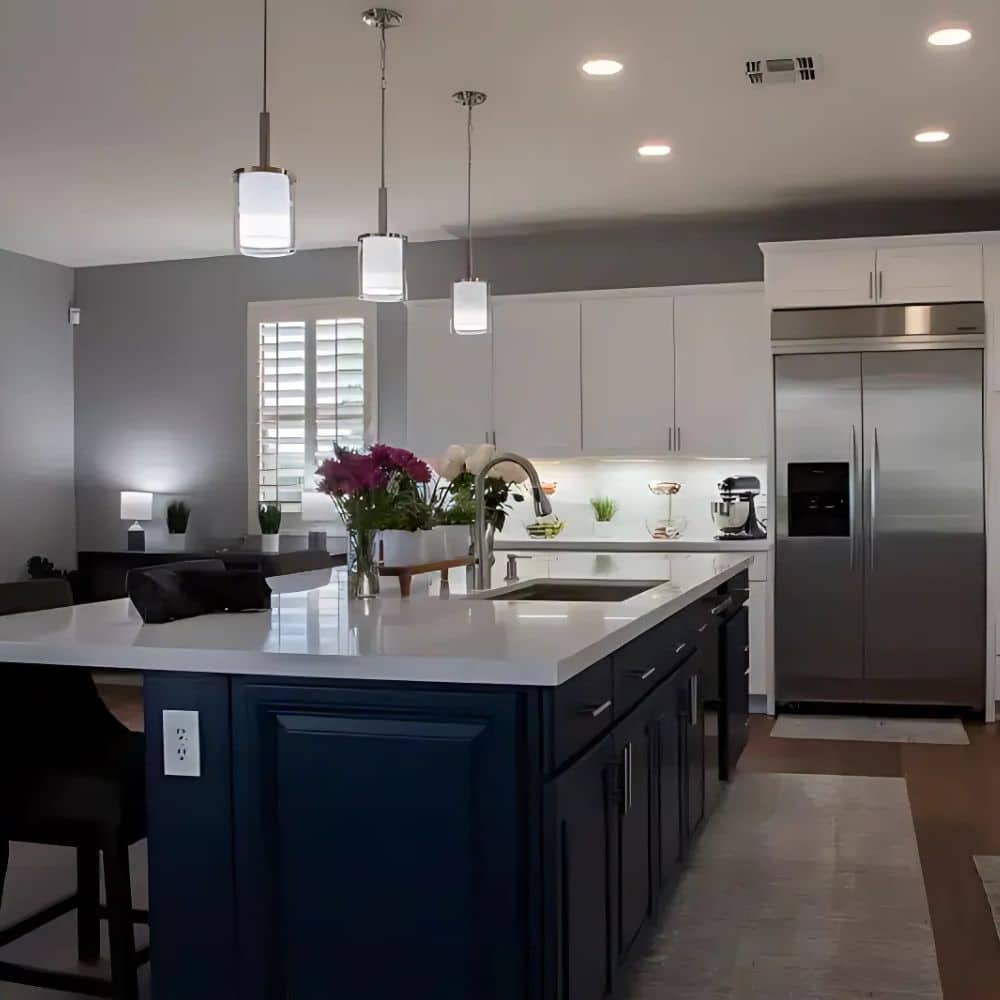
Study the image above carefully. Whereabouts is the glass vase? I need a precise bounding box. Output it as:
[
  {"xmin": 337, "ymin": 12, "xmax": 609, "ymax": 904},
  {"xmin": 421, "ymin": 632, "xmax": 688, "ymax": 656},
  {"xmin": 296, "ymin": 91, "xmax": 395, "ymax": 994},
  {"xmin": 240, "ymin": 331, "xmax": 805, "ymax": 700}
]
[{"xmin": 347, "ymin": 527, "xmax": 380, "ymax": 599}]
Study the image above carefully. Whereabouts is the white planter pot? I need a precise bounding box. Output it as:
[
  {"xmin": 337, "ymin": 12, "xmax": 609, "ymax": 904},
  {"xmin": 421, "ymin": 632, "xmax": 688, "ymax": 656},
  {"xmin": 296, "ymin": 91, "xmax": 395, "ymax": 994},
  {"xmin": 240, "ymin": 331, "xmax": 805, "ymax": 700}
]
[
  {"xmin": 594, "ymin": 521, "xmax": 616, "ymax": 538},
  {"xmin": 442, "ymin": 524, "xmax": 472, "ymax": 561},
  {"xmin": 163, "ymin": 533, "xmax": 187, "ymax": 552},
  {"xmin": 261, "ymin": 534, "xmax": 280, "ymax": 554}
]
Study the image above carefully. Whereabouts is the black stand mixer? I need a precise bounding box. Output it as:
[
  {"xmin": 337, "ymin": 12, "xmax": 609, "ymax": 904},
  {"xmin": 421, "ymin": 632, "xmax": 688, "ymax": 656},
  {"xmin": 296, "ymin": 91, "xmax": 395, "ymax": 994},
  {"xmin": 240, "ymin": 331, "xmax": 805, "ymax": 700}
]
[{"xmin": 711, "ymin": 476, "xmax": 767, "ymax": 540}]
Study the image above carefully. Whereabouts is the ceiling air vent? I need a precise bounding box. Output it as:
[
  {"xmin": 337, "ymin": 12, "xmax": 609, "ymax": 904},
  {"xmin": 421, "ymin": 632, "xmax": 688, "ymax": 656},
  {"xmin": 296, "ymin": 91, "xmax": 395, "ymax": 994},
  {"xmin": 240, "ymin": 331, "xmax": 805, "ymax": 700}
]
[{"xmin": 746, "ymin": 55, "xmax": 820, "ymax": 85}]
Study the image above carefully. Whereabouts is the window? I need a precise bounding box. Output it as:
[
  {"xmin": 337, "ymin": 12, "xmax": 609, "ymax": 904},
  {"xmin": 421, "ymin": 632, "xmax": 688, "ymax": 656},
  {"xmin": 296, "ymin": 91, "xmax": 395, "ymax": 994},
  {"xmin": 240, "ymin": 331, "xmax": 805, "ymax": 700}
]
[{"xmin": 247, "ymin": 299, "xmax": 378, "ymax": 527}]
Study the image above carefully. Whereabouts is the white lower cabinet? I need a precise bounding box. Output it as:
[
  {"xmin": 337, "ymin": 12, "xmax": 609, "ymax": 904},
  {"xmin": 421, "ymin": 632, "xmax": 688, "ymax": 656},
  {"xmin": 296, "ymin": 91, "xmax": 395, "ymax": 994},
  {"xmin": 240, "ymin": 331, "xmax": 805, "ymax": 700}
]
[{"xmin": 748, "ymin": 580, "xmax": 768, "ymax": 698}]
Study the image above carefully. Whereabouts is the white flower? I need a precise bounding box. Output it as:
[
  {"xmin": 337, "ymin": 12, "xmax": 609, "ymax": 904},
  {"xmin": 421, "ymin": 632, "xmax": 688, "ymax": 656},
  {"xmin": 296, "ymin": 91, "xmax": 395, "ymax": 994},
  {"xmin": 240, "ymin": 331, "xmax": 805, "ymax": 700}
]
[
  {"xmin": 465, "ymin": 443, "xmax": 496, "ymax": 476},
  {"xmin": 491, "ymin": 460, "xmax": 528, "ymax": 484},
  {"xmin": 430, "ymin": 444, "xmax": 467, "ymax": 481}
]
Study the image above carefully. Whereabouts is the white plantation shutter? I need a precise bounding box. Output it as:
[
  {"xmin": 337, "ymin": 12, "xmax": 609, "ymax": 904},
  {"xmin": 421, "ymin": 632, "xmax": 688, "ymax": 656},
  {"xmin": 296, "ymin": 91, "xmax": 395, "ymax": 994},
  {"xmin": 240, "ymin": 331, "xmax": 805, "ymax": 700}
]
[{"xmin": 250, "ymin": 301, "xmax": 376, "ymax": 522}]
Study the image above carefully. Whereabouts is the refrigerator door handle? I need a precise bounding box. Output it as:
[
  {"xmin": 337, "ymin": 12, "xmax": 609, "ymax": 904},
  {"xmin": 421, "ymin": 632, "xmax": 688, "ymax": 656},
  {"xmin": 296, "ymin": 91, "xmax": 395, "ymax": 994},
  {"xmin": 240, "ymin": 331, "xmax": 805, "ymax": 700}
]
[
  {"xmin": 849, "ymin": 424, "xmax": 858, "ymax": 570},
  {"xmin": 869, "ymin": 426, "xmax": 880, "ymax": 570}
]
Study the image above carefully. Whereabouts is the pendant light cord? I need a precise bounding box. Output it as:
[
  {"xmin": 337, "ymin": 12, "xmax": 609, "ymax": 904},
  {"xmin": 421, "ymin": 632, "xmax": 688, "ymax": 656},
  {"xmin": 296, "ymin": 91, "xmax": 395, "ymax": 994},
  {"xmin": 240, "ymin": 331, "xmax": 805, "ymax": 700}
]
[
  {"xmin": 466, "ymin": 102, "xmax": 474, "ymax": 279},
  {"xmin": 379, "ymin": 23, "xmax": 388, "ymax": 190},
  {"xmin": 258, "ymin": 0, "xmax": 271, "ymax": 167},
  {"xmin": 262, "ymin": 0, "xmax": 269, "ymax": 114}
]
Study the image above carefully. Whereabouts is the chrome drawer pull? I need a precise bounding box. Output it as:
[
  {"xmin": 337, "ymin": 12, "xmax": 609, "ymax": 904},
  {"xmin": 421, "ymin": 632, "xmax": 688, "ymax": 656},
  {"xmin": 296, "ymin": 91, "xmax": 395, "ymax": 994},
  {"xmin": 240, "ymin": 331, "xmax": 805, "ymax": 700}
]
[
  {"xmin": 697, "ymin": 623, "xmax": 709, "ymax": 633},
  {"xmin": 581, "ymin": 699, "xmax": 612, "ymax": 718},
  {"xmin": 674, "ymin": 642, "xmax": 688, "ymax": 655},
  {"xmin": 710, "ymin": 598, "xmax": 732, "ymax": 616},
  {"xmin": 631, "ymin": 666, "xmax": 657, "ymax": 681},
  {"xmin": 743, "ymin": 646, "xmax": 750, "ymax": 654}
]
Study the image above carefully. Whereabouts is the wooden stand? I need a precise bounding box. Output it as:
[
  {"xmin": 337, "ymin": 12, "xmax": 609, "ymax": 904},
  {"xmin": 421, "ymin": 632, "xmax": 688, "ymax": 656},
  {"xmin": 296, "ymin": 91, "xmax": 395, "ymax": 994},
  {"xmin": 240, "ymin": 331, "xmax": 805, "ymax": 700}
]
[{"xmin": 379, "ymin": 557, "xmax": 472, "ymax": 598}]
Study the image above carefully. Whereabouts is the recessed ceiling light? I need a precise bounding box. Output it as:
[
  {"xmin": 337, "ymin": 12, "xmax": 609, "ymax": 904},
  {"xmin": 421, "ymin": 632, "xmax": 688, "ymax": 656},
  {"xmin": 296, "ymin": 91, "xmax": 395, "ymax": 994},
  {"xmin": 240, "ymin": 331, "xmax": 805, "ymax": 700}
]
[
  {"xmin": 914, "ymin": 129, "xmax": 950, "ymax": 143},
  {"xmin": 928, "ymin": 27, "xmax": 972, "ymax": 46},
  {"xmin": 581, "ymin": 58, "xmax": 623, "ymax": 77},
  {"xmin": 637, "ymin": 143, "xmax": 671, "ymax": 157}
]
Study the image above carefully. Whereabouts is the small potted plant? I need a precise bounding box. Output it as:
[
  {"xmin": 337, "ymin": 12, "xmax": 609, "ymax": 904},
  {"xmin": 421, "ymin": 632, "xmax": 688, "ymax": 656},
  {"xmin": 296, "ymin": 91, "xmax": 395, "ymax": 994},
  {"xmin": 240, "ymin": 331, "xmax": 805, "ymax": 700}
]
[
  {"xmin": 590, "ymin": 496, "xmax": 617, "ymax": 538},
  {"xmin": 165, "ymin": 500, "xmax": 191, "ymax": 551},
  {"xmin": 258, "ymin": 502, "xmax": 282, "ymax": 553}
]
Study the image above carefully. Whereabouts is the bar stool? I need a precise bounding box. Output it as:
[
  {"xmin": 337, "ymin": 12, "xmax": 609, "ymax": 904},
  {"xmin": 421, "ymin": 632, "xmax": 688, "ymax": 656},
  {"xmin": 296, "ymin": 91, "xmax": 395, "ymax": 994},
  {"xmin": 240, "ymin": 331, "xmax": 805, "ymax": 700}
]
[{"xmin": 0, "ymin": 579, "xmax": 148, "ymax": 999}]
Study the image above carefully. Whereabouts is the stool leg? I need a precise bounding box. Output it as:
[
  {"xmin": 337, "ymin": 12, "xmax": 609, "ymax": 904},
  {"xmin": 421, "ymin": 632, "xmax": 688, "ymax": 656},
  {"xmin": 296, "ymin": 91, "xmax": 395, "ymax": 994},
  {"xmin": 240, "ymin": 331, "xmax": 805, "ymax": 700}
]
[
  {"xmin": 76, "ymin": 846, "xmax": 101, "ymax": 962},
  {"xmin": 102, "ymin": 839, "xmax": 139, "ymax": 1000}
]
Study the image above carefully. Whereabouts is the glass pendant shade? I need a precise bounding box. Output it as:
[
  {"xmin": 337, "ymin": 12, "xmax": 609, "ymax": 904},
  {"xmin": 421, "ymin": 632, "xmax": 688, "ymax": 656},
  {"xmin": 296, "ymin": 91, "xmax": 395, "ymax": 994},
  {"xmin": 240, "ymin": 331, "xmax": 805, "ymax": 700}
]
[
  {"xmin": 235, "ymin": 168, "xmax": 295, "ymax": 258},
  {"xmin": 358, "ymin": 233, "xmax": 407, "ymax": 301},
  {"xmin": 451, "ymin": 278, "xmax": 491, "ymax": 335}
]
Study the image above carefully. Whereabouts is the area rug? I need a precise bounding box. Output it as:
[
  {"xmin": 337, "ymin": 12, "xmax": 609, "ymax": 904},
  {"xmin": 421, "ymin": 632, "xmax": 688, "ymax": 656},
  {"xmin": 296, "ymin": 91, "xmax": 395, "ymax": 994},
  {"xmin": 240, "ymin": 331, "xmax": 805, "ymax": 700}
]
[
  {"xmin": 770, "ymin": 714, "xmax": 969, "ymax": 745},
  {"xmin": 625, "ymin": 773, "xmax": 943, "ymax": 1000}
]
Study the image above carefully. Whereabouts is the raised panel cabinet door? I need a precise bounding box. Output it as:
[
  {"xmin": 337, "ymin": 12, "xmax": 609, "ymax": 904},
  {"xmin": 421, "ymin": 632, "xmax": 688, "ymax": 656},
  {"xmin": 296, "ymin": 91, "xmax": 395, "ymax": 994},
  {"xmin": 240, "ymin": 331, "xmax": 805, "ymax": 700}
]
[
  {"xmin": 876, "ymin": 244, "xmax": 984, "ymax": 304},
  {"xmin": 549, "ymin": 733, "xmax": 617, "ymax": 1000},
  {"xmin": 581, "ymin": 297, "xmax": 674, "ymax": 454},
  {"xmin": 492, "ymin": 299, "xmax": 582, "ymax": 458},
  {"xmin": 764, "ymin": 248, "xmax": 876, "ymax": 308},
  {"xmin": 231, "ymin": 682, "xmax": 527, "ymax": 1000},
  {"xmin": 615, "ymin": 703, "xmax": 655, "ymax": 960},
  {"xmin": 673, "ymin": 291, "xmax": 769, "ymax": 457},
  {"xmin": 406, "ymin": 300, "xmax": 494, "ymax": 456}
]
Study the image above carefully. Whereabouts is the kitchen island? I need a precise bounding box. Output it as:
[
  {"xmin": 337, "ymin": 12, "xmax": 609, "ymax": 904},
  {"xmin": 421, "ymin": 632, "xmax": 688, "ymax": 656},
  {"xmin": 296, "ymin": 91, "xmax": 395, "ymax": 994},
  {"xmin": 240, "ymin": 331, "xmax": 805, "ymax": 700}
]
[{"xmin": 0, "ymin": 552, "xmax": 751, "ymax": 1000}]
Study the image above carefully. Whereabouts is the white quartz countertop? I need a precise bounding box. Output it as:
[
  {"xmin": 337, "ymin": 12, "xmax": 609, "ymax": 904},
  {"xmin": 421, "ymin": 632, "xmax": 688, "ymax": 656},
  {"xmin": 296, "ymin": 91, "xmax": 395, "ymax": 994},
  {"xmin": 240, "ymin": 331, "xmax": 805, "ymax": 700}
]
[
  {"xmin": 0, "ymin": 552, "xmax": 751, "ymax": 687},
  {"xmin": 495, "ymin": 536, "xmax": 771, "ymax": 553}
]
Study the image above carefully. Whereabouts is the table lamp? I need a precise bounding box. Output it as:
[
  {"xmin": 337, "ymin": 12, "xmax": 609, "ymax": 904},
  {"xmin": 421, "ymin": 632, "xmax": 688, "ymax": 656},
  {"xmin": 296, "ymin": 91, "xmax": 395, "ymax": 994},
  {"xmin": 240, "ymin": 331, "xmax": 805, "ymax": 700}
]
[
  {"xmin": 301, "ymin": 490, "xmax": 335, "ymax": 551},
  {"xmin": 121, "ymin": 491, "xmax": 153, "ymax": 551}
]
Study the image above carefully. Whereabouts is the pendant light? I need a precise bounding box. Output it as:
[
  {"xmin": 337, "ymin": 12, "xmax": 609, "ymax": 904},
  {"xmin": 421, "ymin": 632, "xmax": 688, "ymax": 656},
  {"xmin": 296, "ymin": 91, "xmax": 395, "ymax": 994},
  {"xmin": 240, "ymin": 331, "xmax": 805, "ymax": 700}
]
[
  {"xmin": 358, "ymin": 8, "xmax": 407, "ymax": 301},
  {"xmin": 233, "ymin": 0, "xmax": 295, "ymax": 257},
  {"xmin": 451, "ymin": 91, "xmax": 490, "ymax": 335},
  {"xmin": 451, "ymin": 90, "xmax": 490, "ymax": 336}
]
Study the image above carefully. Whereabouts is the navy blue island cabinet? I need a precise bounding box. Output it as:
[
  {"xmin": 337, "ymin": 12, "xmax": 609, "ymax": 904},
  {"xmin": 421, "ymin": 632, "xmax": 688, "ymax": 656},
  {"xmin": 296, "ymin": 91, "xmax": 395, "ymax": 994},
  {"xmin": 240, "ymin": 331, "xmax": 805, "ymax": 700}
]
[{"xmin": 143, "ymin": 570, "xmax": 749, "ymax": 1000}]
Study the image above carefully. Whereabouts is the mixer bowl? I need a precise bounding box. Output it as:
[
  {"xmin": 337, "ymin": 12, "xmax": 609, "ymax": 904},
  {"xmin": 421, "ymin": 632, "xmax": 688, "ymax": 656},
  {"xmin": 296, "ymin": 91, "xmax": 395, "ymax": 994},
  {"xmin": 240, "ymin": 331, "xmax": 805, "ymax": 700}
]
[{"xmin": 711, "ymin": 499, "xmax": 749, "ymax": 533}]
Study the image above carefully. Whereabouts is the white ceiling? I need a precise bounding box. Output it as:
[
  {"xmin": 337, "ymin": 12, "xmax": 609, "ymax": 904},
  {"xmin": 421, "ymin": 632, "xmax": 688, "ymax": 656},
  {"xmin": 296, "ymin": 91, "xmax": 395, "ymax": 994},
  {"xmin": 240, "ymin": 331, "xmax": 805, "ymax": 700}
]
[{"xmin": 2, "ymin": 0, "xmax": 999, "ymax": 267}]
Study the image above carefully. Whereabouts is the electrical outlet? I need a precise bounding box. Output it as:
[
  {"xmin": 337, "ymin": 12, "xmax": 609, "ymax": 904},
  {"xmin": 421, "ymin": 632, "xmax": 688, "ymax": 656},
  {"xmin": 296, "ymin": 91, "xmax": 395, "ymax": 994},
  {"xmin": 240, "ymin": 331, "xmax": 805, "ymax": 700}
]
[{"xmin": 162, "ymin": 710, "xmax": 201, "ymax": 777}]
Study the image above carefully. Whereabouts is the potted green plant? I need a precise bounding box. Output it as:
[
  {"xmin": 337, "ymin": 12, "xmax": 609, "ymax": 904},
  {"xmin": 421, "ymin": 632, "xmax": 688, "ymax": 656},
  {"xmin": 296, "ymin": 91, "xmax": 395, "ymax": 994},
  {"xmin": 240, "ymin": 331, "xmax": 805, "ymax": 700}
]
[
  {"xmin": 165, "ymin": 500, "xmax": 191, "ymax": 551},
  {"xmin": 258, "ymin": 502, "xmax": 282, "ymax": 553},
  {"xmin": 590, "ymin": 496, "xmax": 617, "ymax": 538}
]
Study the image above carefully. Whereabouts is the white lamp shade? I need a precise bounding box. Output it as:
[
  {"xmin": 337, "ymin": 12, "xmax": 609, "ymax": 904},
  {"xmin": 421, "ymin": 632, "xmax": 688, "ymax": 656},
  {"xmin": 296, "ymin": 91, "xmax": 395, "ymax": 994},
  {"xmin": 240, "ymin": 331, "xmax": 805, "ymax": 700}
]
[
  {"xmin": 452, "ymin": 279, "xmax": 491, "ymax": 335},
  {"xmin": 120, "ymin": 491, "xmax": 153, "ymax": 521},
  {"xmin": 235, "ymin": 169, "xmax": 295, "ymax": 258},
  {"xmin": 301, "ymin": 490, "xmax": 337, "ymax": 522},
  {"xmin": 358, "ymin": 234, "xmax": 407, "ymax": 301}
]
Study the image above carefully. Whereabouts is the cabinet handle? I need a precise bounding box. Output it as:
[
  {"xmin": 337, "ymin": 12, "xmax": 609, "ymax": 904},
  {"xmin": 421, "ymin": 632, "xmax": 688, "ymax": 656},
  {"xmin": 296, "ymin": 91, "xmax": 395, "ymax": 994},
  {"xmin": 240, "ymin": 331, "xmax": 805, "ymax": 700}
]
[
  {"xmin": 581, "ymin": 699, "xmax": 612, "ymax": 718},
  {"xmin": 668, "ymin": 426, "xmax": 673, "ymax": 451},
  {"xmin": 744, "ymin": 645, "xmax": 750, "ymax": 654},
  {"xmin": 631, "ymin": 666, "xmax": 657, "ymax": 681},
  {"xmin": 689, "ymin": 674, "xmax": 699, "ymax": 727},
  {"xmin": 697, "ymin": 623, "xmax": 709, "ymax": 633},
  {"xmin": 676, "ymin": 426, "xmax": 681, "ymax": 451},
  {"xmin": 710, "ymin": 597, "xmax": 733, "ymax": 616},
  {"xmin": 623, "ymin": 742, "xmax": 633, "ymax": 815},
  {"xmin": 868, "ymin": 271, "xmax": 874, "ymax": 300},
  {"xmin": 674, "ymin": 642, "xmax": 688, "ymax": 656},
  {"xmin": 878, "ymin": 270, "xmax": 884, "ymax": 299}
]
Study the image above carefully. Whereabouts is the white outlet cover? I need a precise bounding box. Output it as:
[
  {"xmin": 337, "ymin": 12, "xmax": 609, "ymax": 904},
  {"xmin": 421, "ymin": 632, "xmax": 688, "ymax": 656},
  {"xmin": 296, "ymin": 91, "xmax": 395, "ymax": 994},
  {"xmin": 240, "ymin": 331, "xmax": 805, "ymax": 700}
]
[{"xmin": 162, "ymin": 709, "xmax": 201, "ymax": 777}]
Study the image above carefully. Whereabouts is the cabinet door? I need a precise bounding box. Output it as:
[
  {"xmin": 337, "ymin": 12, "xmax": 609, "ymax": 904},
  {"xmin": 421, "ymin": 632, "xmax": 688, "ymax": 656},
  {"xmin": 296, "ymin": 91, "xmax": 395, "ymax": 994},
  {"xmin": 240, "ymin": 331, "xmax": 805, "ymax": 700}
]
[
  {"xmin": 406, "ymin": 300, "xmax": 493, "ymax": 457},
  {"xmin": 232, "ymin": 682, "xmax": 526, "ymax": 1000},
  {"xmin": 492, "ymin": 299, "xmax": 581, "ymax": 457},
  {"xmin": 876, "ymin": 244, "xmax": 983, "ymax": 304},
  {"xmin": 615, "ymin": 705, "xmax": 655, "ymax": 959},
  {"xmin": 581, "ymin": 297, "xmax": 674, "ymax": 455},
  {"xmin": 651, "ymin": 675, "xmax": 684, "ymax": 892},
  {"xmin": 550, "ymin": 734, "xmax": 617, "ymax": 1000},
  {"xmin": 765, "ymin": 248, "xmax": 876, "ymax": 308},
  {"xmin": 748, "ymin": 580, "xmax": 768, "ymax": 696},
  {"xmin": 674, "ymin": 291, "xmax": 770, "ymax": 457},
  {"xmin": 721, "ymin": 607, "xmax": 750, "ymax": 778},
  {"xmin": 681, "ymin": 659, "xmax": 705, "ymax": 838}
]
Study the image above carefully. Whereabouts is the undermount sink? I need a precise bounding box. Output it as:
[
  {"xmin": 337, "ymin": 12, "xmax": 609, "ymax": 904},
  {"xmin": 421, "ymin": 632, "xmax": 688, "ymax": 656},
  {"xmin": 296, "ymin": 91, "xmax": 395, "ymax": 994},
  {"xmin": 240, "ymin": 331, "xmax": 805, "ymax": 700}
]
[{"xmin": 472, "ymin": 579, "xmax": 666, "ymax": 603}]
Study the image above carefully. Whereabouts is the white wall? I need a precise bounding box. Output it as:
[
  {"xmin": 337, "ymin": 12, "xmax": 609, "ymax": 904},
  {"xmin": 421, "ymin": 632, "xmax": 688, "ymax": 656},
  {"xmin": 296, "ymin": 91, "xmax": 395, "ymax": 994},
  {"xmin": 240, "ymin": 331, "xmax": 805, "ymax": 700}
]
[
  {"xmin": 495, "ymin": 457, "xmax": 767, "ymax": 542},
  {"xmin": 0, "ymin": 248, "xmax": 76, "ymax": 580}
]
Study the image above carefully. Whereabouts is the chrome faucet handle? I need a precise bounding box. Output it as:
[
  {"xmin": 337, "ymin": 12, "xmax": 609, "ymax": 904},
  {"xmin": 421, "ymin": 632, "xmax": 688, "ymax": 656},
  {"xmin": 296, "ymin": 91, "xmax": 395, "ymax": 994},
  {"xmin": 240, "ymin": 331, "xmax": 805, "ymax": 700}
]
[{"xmin": 504, "ymin": 553, "xmax": 532, "ymax": 582}]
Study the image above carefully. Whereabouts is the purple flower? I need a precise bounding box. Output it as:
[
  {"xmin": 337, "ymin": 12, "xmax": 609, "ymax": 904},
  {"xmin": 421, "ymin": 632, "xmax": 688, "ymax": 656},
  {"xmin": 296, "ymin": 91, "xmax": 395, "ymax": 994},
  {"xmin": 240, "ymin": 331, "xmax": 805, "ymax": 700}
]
[
  {"xmin": 369, "ymin": 443, "xmax": 432, "ymax": 484},
  {"xmin": 316, "ymin": 450, "xmax": 388, "ymax": 496}
]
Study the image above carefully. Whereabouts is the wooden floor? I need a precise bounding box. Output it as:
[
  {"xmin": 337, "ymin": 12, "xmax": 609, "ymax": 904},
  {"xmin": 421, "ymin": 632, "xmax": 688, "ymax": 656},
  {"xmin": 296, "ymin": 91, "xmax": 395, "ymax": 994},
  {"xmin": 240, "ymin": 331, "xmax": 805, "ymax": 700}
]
[{"xmin": 743, "ymin": 715, "xmax": 1000, "ymax": 1000}]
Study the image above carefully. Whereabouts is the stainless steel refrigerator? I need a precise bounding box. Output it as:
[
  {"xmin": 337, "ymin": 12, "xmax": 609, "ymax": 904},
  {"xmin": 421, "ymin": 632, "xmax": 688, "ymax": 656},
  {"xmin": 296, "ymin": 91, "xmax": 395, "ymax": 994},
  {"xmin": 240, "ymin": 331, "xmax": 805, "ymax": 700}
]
[{"xmin": 773, "ymin": 304, "xmax": 986, "ymax": 711}]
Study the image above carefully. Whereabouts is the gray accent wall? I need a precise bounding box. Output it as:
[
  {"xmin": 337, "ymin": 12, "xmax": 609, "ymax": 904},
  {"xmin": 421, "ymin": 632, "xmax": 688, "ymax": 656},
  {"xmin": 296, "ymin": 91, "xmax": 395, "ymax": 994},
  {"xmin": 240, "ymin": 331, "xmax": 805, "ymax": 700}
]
[
  {"xmin": 0, "ymin": 249, "xmax": 75, "ymax": 580},
  {"xmin": 73, "ymin": 196, "xmax": 1000, "ymax": 547}
]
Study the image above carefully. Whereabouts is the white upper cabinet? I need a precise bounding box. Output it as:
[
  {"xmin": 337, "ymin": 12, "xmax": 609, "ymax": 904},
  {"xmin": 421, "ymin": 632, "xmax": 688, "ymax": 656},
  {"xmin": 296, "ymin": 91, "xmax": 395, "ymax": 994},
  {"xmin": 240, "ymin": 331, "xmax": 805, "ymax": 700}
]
[
  {"xmin": 405, "ymin": 300, "xmax": 493, "ymax": 458},
  {"xmin": 581, "ymin": 297, "xmax": 674, "ymax": 455},
  {"xmin": 875, "ymin": 244, "xmax": 983, "ymax": 304},
  {"xmin": 764, "ymin": 248, "xmax": 876, "ymax": 308},
  {"xmin": 674, "ymin": 291, "xmax": 770, "ymax": 458},
  {"xmin": 492, "ymin": 299, "xmax": 582, "ymax": 458}
]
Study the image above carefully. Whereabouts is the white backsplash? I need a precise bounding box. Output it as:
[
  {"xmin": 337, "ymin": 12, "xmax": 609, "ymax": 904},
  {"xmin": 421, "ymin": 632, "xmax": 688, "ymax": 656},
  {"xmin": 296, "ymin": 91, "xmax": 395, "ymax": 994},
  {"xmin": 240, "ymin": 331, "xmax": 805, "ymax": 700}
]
[{"xmin": 497, "ymin": 457, "xmax": 768, "ymax": 542}]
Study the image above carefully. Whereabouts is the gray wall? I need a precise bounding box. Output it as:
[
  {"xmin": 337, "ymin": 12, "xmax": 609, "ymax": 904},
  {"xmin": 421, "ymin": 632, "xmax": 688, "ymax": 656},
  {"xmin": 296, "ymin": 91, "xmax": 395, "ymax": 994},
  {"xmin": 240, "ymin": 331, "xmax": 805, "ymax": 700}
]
[
  {"xmin": 0, "ymin": 249, "xmax": 76, "ymax": 579},
  {"xmin": 73, "ymin": 196, "xmax": 1000, "ymax": 547}
]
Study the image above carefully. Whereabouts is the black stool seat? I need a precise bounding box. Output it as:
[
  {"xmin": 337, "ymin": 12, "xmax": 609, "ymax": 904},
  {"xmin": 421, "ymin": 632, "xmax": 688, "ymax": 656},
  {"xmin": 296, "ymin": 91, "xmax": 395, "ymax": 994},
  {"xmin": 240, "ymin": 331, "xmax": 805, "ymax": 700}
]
[{"xmin": 0, "ymin": 580, "xmax": 148, "ymax": 1000}]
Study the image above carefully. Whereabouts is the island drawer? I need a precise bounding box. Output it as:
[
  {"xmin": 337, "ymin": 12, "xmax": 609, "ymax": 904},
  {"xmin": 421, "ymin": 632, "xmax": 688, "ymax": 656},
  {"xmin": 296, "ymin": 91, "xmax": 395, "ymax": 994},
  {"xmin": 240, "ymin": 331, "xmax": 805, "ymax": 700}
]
[
  {"xmin": 543, "ymin": 656, "xmax": 614, "ymax": 772},
  {"xmin": 612, "ymin": 612, "xmax": 696, "ymax": 718}
]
